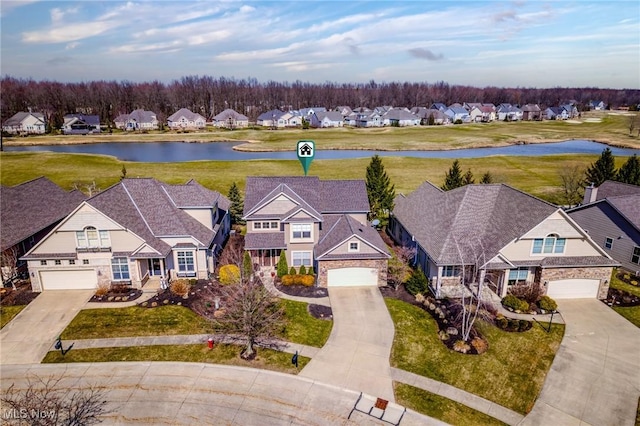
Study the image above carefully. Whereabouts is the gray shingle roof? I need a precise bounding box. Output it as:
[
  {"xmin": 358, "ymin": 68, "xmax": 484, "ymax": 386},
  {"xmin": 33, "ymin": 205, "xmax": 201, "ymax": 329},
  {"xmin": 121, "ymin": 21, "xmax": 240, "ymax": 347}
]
[
  {"xmin": 127, "ymin": 109, "xmax": 157, "ymax": 124},
  {"xmin": 163, "ymin": 179, "xmax": 229, "ymax": 210},
  {"xmin": 540, "ymin": 256, "xmax": 619, "ymax": 267},
  {"xmin": 1, "ymin": 177, "xmax": 86, "ymax": 251},
  {"xmin": 168, "ymin": 108, "xmax": 205, "ymax": 122},
  {"xmin": 607, "ymin": 195, "xmax": 640, "ymax": 229},
  {"xmin": 315, "ymin": 214, "xmax": 389, "ymax": 260},
  {"xmin": 393, "ymin": 182, "xmax": 558, "ymax": 265},
  {"xmin": 3, "ymin": 112, "xmax": 45, "ymax": 127},
  {"xmin": 595, "ymin": 180, "xmax": 640, "ymax": 200},
  {"xmin": 244, "ymin": 232, "xmax": 286, "ymax": 250},
  {"xmin": 213, "ymin": 108, "xmax": 248, "ymax": 121}
]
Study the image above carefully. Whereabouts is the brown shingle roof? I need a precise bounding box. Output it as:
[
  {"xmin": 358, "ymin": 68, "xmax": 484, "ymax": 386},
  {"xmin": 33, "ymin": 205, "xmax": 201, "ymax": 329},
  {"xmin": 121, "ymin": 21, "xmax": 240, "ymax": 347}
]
[{"xmin": 1, "ymin": 177, "xmax": 86, "ymax": 251}]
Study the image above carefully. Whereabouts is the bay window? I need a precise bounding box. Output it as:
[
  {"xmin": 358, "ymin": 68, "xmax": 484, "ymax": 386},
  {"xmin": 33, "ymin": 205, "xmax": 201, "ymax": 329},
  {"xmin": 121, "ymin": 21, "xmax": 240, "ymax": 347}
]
[{"xmin": 177, "ymin": 251, "xmax": 195, "ymax": 275}]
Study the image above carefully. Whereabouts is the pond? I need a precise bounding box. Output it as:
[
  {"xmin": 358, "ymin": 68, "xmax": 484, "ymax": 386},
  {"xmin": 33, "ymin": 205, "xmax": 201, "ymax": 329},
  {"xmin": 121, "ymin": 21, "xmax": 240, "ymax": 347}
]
[{"xmin": 4, "ymin": 140, "xmax": 638, "ymax": 163}]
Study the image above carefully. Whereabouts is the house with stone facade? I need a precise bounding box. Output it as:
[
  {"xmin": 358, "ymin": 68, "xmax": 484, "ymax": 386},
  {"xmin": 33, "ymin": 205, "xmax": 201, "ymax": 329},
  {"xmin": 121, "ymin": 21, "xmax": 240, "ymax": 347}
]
[
  {"xmin": 22, "ymin": 178, "xmax": 230, "ymax": 292},
  {"xmin": 388, "ymin": 182, "xmax": 618, "ymax": 299},
  {"xmin": 243, "ymin": 176, "xmax": 390, "ymax": 287}
]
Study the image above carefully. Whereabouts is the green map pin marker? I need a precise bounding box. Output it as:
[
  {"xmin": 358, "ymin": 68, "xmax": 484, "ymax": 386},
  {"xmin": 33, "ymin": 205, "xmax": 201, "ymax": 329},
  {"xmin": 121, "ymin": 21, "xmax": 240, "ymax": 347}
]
[{"xmin": 297, "ymin": 140, "xmax": 315, "ymax": 176}]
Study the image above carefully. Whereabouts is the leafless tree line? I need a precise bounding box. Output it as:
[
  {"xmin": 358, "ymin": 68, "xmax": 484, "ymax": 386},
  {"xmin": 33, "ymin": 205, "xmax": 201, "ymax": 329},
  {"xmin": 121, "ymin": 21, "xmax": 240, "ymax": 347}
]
[{"xmin": 2, "ymin": 75, "xmax": 638, "ymax": 126}]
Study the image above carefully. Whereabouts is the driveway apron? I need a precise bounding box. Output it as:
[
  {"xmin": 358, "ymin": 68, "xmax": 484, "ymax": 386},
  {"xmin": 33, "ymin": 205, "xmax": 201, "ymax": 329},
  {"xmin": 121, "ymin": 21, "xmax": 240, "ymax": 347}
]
[
  {"xmin": 0, "ymin": 290, "xmax": 93, "ymax": 364},
  {"xmin": 300, "ymin": 286, "xmax": 395, "ymax": 402},
  {"xmin": 523, "ymin": 299, "xmax": 640, "ymax": 426}
]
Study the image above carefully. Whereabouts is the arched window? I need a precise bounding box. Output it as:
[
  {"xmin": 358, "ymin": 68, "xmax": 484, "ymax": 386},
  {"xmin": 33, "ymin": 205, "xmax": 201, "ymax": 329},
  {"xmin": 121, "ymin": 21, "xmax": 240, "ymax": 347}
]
[
  {"xmin": 532, "ymin": 234, "xmax": 566, "ymax": 254},
  {"xmin": 76, "ymin": 226, "xmax": 110, "ymax": 249}
]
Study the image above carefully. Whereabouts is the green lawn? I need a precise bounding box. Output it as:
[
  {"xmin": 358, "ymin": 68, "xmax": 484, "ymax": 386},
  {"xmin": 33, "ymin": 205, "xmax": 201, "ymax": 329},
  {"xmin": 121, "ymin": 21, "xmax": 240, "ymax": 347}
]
[
  {"xmin": 0, "ymin": 151, "xmax": 632, "ymax": 205},
  {"xmin": 609, "ymin": 273, "xmax": 640, "ymax": 328},
  {"xmin": 385, "ymin": 298, "xmax": 564, "ymax": 414},
  {"xmin": 42, "ymin": 343, "xmax": 308, "ymax": 374},
  {"xmin": 60, "ymin": 300, "xmax": 331, "ymax": 347},
  {"xmin": 394, "ymin": 383, "xmax": 507, "ymax": 426},
  {"xmin": 0, "ymin": 305, "xmax": 26, "ymax": 329}
]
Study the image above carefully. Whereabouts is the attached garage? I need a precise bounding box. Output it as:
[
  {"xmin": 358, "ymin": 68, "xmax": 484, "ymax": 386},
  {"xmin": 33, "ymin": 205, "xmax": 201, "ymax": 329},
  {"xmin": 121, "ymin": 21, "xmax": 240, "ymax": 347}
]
[
  {"xmin": 547, "ymin": 278, "xmax": 600, "ymax": 299},
  {"xmin": 40, "ymin": 270, "xmax": 97, "ymax": 290},
  {"xmin": 327, "ymin": 267, "xmax": 378, "ymax": 287}
]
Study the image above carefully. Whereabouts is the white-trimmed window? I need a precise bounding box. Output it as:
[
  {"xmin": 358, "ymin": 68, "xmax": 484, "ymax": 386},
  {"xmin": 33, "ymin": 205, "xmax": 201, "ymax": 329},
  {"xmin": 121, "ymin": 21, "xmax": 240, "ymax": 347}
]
[
  {"xmin": 76, "ymin": 227, "xmax": 110, "ymax": 248},
  {"xmin": 111, "ymin": 257, "xmax": 130, "ymax": 281},
  {"xmin": 292, "ymin": 223, "xmax": 312, "ymax": 239},
  {"xmin": 83, "ymin": 259, "xmax": 90, "ymax": 265},
  {"xmin": 54, "ymin": 260, "xmax": 61, "ymax": 265},
  {"xmin": 632, "ymin": 246, "xmax": 640, "ymax": 265},
  {"xmin": 40, "ymin": 260, "xmax": 47, "ymax": 266},
  {"xmin": 253, "ymin": 221, "xmax": 279, "ymax": 230},
  {"xmin": 605, "ymin": 237, "xmax": 613, "ymax": 250},
  {"xmin": 532, "ymin": 234, "xmax": 566, "ymax": 254},
  {"xmin": 253, "ymin": 222, "xmax": 262, "ymax": 230},
  {"xmin": 442, "ymin": 265, "xmax": 460, "ymax": 277},
  {"xmin": 508, "ymin": 267, "xmax": 529, "ymax": 284},
  {"xmin": 292, "ymin": 251, "xmax": 312, "ymax": 267},
  {"xmin": 349, "ymin": 241, "xmax": 360, "ymax": 252},
  {"xmin": 177, "ymin": 251, "xmax": 195, "ymax": 274},
  {"xmin": 69, "ymin": 260, "xmax": 75, "ymax": 265}
]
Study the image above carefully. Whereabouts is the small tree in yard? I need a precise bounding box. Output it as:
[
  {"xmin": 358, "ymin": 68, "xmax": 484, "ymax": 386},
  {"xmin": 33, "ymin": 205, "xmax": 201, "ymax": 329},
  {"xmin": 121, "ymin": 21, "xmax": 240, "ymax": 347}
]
[
  {"xmin": 441, "ymin": 160, "xmax": 465, "ymax": 190},
  {"xmin": 213, "ymin": 277, "xmax": 285, "ymax": 359},
  {"xmin": 276, "ymin": 253, "xmax": 288, "ymax": 277},
  {"xmin": 480, "ymin": 171, "xmax": 493, "ymax": 184},
  {"xmin": 463, "ymin": 169, "xmax": 475, "ymax": 185},
  {"xmin": 615, "ymin": 154, "xmax": 640, "ymax": 185},
  {"xmin": 584, "ymin": 148, "xmax": 616, "ymax": 187},
  {"xmin": 242, "ymin": 251, "xmax": 253, "ymax": 279},
  {"xmin": 559, "ymin": 165, "xmax": 585, "ymax": 207},
  {"xmin": 1, "ymin": 247, "xmax": 20, "ymax": 289},
  {"xmin": 387, "ymin": 246, "xmax": 416, "ymax": 290},
  {"xmin": 366, "ymin": 155, "xmax": 395, "ymax": 221},
  {"xmin": 227, "ymin": 182, "xmax": 245, "ymax": 225},
  {"xmin": 405, "ymin": 266, "xmax": 429, "ymax": 296}
]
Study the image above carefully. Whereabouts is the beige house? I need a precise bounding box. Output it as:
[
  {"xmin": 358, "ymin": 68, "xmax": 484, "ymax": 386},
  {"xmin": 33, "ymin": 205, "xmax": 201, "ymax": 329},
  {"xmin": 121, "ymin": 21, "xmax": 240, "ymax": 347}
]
[
  {"xmin": 2, "ymin": 111, "xmax": 46, "ymax": 134},
  {"xmin": 23, "ymin": 178, "xmax": 230, "ymax": 291},
  {"xmin": 167, "ymin": 108, "xmax": 206, "ymax": 130},
  {"xmin": 389, "ymin": 182, "xmax": 618, "ymax": 300},
  {"xmin": 243, "ymin": 177, "xmax": 390, "ymax": 287}
]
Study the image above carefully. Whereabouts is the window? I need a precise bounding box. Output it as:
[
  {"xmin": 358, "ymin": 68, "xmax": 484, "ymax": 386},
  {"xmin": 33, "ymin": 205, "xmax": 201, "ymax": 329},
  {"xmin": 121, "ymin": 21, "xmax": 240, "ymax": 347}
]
[
  {"xmin": 253, "ymin": 221, "xmax": 279, "ymax": 230},
  {"xmin": 111, "ymin": 257, "xmax": 130, "ymax": 281},
  {"xmin": 349, "ymin": 242, "xmax": 359, "ymax": 252},
  {"xmin": 632, "ymin": 246, "xmax": 640, "ymax": 265},
  {"xmin": 292, "ymin": 224, "xmax": 312, "ymax": 239},
  {"xmin": 508, "ymin": 267, "xmax": 529, "ymax": 284},
  {"xmin": 177, "ymin": 251, "xmax": 195, "ymax": 273},
  {"xmin": 54, "ymin": 260, "xmax": 61, "ymax": 265},
  {"xmin": 292, "ymin": 251, "xmax": 312, "ymax": 267},
  {"xmin": 270, "ymin": 222, "xmax": 279, "ymax": 229},
  {"xmin": 69, "ymin": 260, "xmax": 75, "ymax": 265},
  {"xmin": 532, "ymin": 235, "xmax": 566, "ymax": 254},
  {"xmin": 442, "ymin": 266, "xmax": 460, "ymax": 277},
  {"xmin": 76, "ymin": 227, "xmax": 110, "ymax": 248},
  {"xmin": 254, "ymin": 222, "xmax": 262, "ymax": 229},
  {"xmin": 40, "ymin": 260, "xmax": 47, "ymax": 266},
  {"xmin": 605, "ymin": 237, "xmax": 613, "ymax": 250},
  {"xmin": 83, "ymin": 259, "xmax": 89, "ymax": 265}
]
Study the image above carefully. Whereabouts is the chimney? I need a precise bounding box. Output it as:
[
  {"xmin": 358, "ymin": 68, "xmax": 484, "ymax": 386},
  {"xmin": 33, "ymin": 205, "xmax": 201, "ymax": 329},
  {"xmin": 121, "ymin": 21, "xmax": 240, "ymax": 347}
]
[{"xmin": 583, "ymin": 183, "xmax": 598, "ymax": 204}]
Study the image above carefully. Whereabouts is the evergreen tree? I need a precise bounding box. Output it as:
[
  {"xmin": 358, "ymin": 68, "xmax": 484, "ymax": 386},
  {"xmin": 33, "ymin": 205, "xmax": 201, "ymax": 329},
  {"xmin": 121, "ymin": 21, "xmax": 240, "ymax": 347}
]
[
  {"xmin": 227, "ymin": 182, "xmax": 245, "ymax": 225},
  {"xmin": 365, "ymin": 155, "xmax": 396, "ymax": 220},
  {"xmin": 584, "ymin": 148, "xmax": 616, "ymax": 187},
  {"xmin": 480, "ymin": 171, "xmax": 493, "ymax": 184},
  {"xmin": 276, "ymin": 253, "xmax": 288, "ymax": 278},
  {"xmin": 242, "ymin": 251, "xmax": 253, "ymax": 279},
  {"xmin": 405, "ymin": 266, "xmax": 429, "ymax": 296},
  {"xmin": 615, "ymin": 154, "xmax": 640, "ymax": 186},
  {"xmin": 463, "ymin": 169, "xmax": 475, "ymax": 185},
  {"xmin": 120, "ymin": 165, "xmax": 127, "ymax": 181},
  {"xmin": 441, "ymin": 159, "xmax": 465, "ymax": 190}
]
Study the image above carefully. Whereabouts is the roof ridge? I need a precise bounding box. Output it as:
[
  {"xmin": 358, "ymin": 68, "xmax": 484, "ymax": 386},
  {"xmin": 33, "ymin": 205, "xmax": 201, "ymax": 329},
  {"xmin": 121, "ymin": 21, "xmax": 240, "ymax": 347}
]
[{"xmin": 120, "ymin": 180, "xmax": 156, "ymax": 237}]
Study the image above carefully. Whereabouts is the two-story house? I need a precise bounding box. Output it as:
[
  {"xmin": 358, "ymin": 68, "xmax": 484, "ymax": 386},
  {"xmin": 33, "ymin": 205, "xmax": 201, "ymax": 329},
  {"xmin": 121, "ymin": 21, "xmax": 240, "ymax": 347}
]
[
  {"xmin": 22, "ymin": 178, "xmax": 230, "ymax": 291},
  {"xmin": 243, "ymin": 177, "xmax": 390, "ymax": 287},
  {"xmin": 389, "ymin": 182, "xmax": 618, "ymax": 299}
]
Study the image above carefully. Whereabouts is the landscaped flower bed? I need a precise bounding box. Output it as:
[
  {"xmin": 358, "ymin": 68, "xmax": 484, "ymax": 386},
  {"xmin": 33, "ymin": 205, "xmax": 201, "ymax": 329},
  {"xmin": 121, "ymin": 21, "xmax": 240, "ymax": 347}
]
[{"xmin": 603, "ymin": 287, "xmax": 640, "ymax": 307}]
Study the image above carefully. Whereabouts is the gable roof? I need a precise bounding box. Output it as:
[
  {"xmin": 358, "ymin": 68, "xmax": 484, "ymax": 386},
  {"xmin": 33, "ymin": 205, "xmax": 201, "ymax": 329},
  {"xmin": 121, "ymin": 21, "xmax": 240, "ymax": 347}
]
[
  {"xmin": 168, "ymin": 108, "xmax": 205, "ymax": 122},
  {"xmin": 393, "ymin": 182, "xmax": 558, "ymax": 265},
  {"xmin": 3, "ymin": 112, "xmax": 45, "ymax": 127},
  {"xmin": 1, "ymin": 177, "xmax": 86, "ymax": 251},
  {"xmin": 63, "ymin": 114, "xmax": 100, "ymax": 126},
  {"xmin": 593, "ymin": 180, "xmax": 640, "ymax": 200},
  {"xmin": 315, "ymin": 214, "xmax": 390, "ymax": 260},
  {"xmin": 314, "ymin": 111, "xmax": 344, "ymax": 122},
  {"xmin": 127, "ymin": 109, "xmax": 158, "ymax": 123},
  {"xmin": 213, "ymin": 108, "xmax": 248, "ymax": 121},
  {"xmin": 568, "ymin": 194, "xmax": 640, "ymax": 233},
  {"xmin": 257, "ymin": 109, "xmax": 286, "ymax": 121}
]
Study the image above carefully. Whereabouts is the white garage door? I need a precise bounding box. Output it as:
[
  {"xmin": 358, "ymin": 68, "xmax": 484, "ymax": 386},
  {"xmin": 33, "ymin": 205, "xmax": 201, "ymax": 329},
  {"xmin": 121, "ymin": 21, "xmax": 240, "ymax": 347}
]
[
  {"xmin": 327, "ymin": 267, "xmax": 378, "ymax": 287},
  {"xmin": 547, "ymin": 279, "xmax": 600, "ymax": 299},
  {"xmin": 40, "ymin": 270, "xmax": 97, "ymax": 290}
]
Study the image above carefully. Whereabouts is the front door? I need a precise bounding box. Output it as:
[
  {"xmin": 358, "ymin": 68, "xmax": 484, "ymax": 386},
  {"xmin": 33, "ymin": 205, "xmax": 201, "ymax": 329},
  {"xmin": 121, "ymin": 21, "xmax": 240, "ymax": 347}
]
[{"xmin": 149, "ymin": 258, "xmax": 162, "ymax": 276}]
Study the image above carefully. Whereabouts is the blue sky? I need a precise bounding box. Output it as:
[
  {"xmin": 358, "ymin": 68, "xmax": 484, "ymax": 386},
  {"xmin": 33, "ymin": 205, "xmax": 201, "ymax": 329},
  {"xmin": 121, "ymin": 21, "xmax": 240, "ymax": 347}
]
[{"xmin": 1, "ymin": 1, "xmax": 638, "ymax": 89}]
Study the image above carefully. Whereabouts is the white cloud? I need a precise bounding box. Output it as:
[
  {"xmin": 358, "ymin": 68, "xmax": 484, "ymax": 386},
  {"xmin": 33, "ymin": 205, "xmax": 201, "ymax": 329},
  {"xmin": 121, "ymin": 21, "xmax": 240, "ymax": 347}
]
[{"xmin": 22, "ymin": 21, "xmax": 120, "ymax": 43}]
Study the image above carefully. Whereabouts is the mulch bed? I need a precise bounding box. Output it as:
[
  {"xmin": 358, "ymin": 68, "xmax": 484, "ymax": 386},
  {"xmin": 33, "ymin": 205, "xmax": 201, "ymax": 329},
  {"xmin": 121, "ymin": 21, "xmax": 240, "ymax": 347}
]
[
  {"xmin": 138, "ymin": 280, "xmax": 216, "ymax": 309},
  {"xmin": 275, "ymin": 283, "xmax": 328, "ymax": 298},
  {"xmin": 0, "ymin": 281, "xmax": 39, "ymax": 306},
  {"xmin": 603, "ymin": 287, "xmax": 640, "ymax": 307},
  {"xmin": 309, "ymin": 304, "xmax": 333, "ymax": 320},
  {"xmin": 89, "ymin": 288, "xmax": 143, "ymax": 303}
]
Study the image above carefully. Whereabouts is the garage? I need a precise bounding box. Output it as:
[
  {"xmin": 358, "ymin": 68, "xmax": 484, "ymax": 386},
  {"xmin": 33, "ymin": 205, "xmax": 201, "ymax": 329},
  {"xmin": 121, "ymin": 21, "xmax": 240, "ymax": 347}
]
[
  {"xmin": 546, "ymin": 278, "xmax": 600, "ymax": 299},
  {"xmin": 327, "ymin": 267, "xmax": 378, "ymax": 287},
  {"xmin": 40, "ymin": 270, "xmax": 97, "ymax": 290}
]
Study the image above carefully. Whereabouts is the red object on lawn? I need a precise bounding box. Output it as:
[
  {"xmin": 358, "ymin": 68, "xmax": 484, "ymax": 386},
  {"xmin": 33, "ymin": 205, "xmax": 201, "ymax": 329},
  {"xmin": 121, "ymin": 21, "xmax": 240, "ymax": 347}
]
[{"xmin": 208, "ymin": 338, "xmax": 214, "ymax": 349}]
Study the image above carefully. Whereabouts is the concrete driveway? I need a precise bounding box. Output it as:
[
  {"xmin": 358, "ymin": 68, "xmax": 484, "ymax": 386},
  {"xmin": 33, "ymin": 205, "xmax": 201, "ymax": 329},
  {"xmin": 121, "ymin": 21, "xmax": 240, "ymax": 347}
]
[
  {"xmin": 0, "ymin": 290, "xmax": 93, "ymax": 364},
  {"xmin": 300, "ymin": 286, "xmax": 396, "ymax": 402},
  {"xmin": 523, "ymin": 299, "xmax": 640, "ymax": 426}
]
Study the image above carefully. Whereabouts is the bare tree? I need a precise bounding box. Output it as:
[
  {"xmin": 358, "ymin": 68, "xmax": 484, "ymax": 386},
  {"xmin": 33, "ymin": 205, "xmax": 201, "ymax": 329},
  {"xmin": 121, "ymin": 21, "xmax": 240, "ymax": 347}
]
[
  {"xmin": 1, "ymin": 247, "xmax": 20, "ymax": 289},
  {"xmin": 387, "ymin": 245, "xmax": 416, "ymax": 290},
  {"xmin": 2, "ymin": 374, "xmax": 112, "ymax": 425},
  {"xmin": 71, "ymin": 181, "xmax": 100, "ymax": 197},
  {"xmin": 559, "ymin": 165, "xmax": 585, "ymax": 207},
  {"xmin": 212, "ymin": 277, "xmax": 285, "ymax": 359}
]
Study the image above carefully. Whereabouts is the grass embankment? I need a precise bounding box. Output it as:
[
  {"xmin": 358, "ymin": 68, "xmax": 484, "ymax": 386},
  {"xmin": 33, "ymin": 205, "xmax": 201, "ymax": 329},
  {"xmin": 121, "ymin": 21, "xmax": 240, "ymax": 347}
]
[
  {"xmin": 0, "ymin": 151, "xmax": 632, "ymax": 204},
  {"xmin": 609, "ymin": 274, "xmax": 640, "ymax": 328},
  {"xmin": 0, "ymin": 305, "xmax": 26, "ymax": 329},
  {"xmin": 385, "ymin": 298, "xmax": 564, "ymax": 415},
  {"xmin": 42, "ymin": 344, "xmax": 309, "ymax": 374},
  {"xmin": 4, "ymin": 111, "xmax": 639, "ymax": 150},
  {"xmin": 394, "ymin": 383, "xmax": 508, "ymax": 426}
]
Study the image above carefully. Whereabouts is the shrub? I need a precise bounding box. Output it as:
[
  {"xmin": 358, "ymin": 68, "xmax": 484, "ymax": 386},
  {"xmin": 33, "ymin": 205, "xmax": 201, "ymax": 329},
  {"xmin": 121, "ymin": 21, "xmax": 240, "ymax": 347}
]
[
  {"xmin": 509, "ymin": 282, "xmax": 545, "ymax": 304},
  {"xmin": 243, "ymin": 252, "xmax": 253, "ymax": 279},
  {"xmin": 538, "ymin": 295, "xmax": 558, "ymax": 312},
  {"xmin": 95, "ymin": 282, "xmax": 110, "ymax": 297},
  {"xmin": 299, "ymin": 264, "xmax": 307, "ymax": 275},
  {"xmin": 289, "ymin": 266, "xmax": 297, "ymax": 275},
  {"xmin": 298, "ymin": 274, "xmax": 315, "ymax": 286},
  {"xmin": 518, "ymin": 319, "xmax": 532, "ymax": 332},
  {"xmin": 471, "ymin": 337, "xmax": 488, "ymax": 354},
  {"xmin": 276, "ymin": 253, "xmax": 288, "ymax": 278},
  {"xmin": 281, "ymin": 275, "xmax": 295, "ymax": 286},
  {"xmin": 219, "ymin": 264, "xmax": 240, "ymax": 285},
  {"xmin": 170, "ymin": 279, "xmax": 189, "ymax": 296},
  {"xmin": 280, "ymin": 274, "xmax": 315, "ymax": 286},
  {"xmin": 502, "ymin": 294, "xmax": 529, "ymax": 312},
  {"xmin": 453, "ymin": 340, "xmax": 471, "ymax": 354},
  {"xmin": 189, "ymin": 279, "xmax": 197, "ymax": 286},
  {"xmin": 496, "ymin": 317, "xmax": 509, "ymax": 330},
  {"xmin": 405, "ymin": 266, "xmax": 428, "ymax": 296},
  {"xmin": 307, "ymin": 266, "xmax": 315, "ymax": 275}
]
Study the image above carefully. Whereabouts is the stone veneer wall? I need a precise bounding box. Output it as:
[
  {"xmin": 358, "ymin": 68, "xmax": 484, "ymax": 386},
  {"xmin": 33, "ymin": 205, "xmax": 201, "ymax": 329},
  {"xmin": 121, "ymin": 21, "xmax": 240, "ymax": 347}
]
[
  {"xmin": 317, "ymin": 259, "xmax": 388, "ymax": 288},
  {"xmin": 539, "ymin": 266, "xmax": 613, "ymax": 299}
]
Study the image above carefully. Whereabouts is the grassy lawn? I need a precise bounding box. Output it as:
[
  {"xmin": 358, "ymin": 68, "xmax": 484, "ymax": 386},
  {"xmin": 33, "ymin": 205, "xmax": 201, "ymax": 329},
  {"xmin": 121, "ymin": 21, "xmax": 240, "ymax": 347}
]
[
  {"xmin": 0, "ymin": 305, "xmax": 26, "ymax": 329},
  {"xmin": 385, "ymin": 298, "xmax": 564, "ymax": 414},
  {"xmin": 42, "ymin": 343, "xmax": 308, "ymax": 374},
  {"xmin": 609, "ymin": 273, "xmax": 640, "ymax": 328},
  {"xmin": 394, "ymin": 382, "xmax": 507, "ymax": 426},
  {"xmin": 280, "ymin": 299, "xmax": 332, "ymax": 347},
  {"xmin": 60, "ymin": 300, "xmax": 331, "ymax": 347},
  {"xmin": 0, "ymin": 151, "xmax": 633, "ymax": 204}
]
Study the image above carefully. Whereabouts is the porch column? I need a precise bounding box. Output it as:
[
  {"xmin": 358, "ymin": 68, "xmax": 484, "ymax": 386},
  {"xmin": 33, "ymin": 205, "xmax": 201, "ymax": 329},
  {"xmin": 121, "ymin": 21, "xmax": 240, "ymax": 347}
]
[
  {"xmin": 501, "ymin": 270, "xmax": 510, "ymax": 298},
  {"xmin": 160, "ymin": 258, "xmax": 166, "ymax": 278}
]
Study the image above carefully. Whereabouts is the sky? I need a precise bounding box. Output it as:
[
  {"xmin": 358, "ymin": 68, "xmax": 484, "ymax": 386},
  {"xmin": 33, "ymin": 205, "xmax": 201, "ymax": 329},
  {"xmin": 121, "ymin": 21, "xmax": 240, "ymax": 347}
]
[{"xmin": 1, "ymin": 1, "xmax": 639, "ymax": 89}]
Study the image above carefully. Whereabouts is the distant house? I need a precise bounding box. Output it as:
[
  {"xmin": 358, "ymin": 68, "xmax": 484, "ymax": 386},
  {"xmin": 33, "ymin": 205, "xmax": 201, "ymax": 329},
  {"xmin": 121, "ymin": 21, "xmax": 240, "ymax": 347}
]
[
  {"xmin": 348, "ymin": 111, "xmax": 382, "ymax": 127},
  {"xmin": 279, "ymin": 111, "xmax": 302, "ymax": 127},
  {"xmin": 444, "ymin": 106, "xmax": 470, "ymax": 123},
  {"xmin": 114, "ymin": 109, "xmax": 159, "ymax": 131},
  {"xmin": 568, "ymin": 181, "xmax": 640, "ymax": 274},
  {"xmin": 310, "ymin": 111, "xmax": 344, "ymax": 128},
  {"xmin": 469, "ymin": 106, "xmax": 496, "ymax": 122},
  {"xmin": 521, "ymin": 104, "xmax": 542, "ymax": 121},
  {"xmin": 589, "ymin": 100, "xmax": 606, "ymax": 111},
  {"xmin": 544, "ymin": 107, "xmax": 569, "ymax": 120},
  {"xmin": 496, "ymin": 104, "xmax": 523, "ymax": 121},
  {"xmin": 411, "ymin": 107, "xmax": 449, "ymax": 125},
  {"xmin": 257, "ymin": 109, "xmax": 286, "ymax": 127},
  {"xmin": 2, "ymin": 112, "xmax": 46, "ymax": 135},
  {"xmin": 62, "ymin": 114, "xmax": 101, "ymax": 134},
  {"xmin": 430, "ymin": 103, "xmax": 448, "ymax": 112},
  {"xmin": 299, "ymin": 107, "xmax": 326, "ymax": 118},
  {"xmin": 381, "ymin": 109, "xmax": 420, "ymax": 126},
  {"xmin": 212, "ymin": 108, "xmax": 249, "ymax": 129},
  {"xmin": 334, "ymin": 106, "xmax": 353, "ymax": 117},
  {"xmin": 167, "ymin": 108, "xmax": 206, "ymax": 130},
  {"xmin": 1, "ymin": 177, "xmax": 85, "ymax": 286},
  {"xmin": 560, "ymin": 104, "xmax": 579, "ymax": 118}
]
